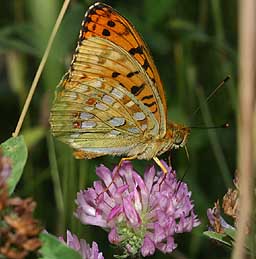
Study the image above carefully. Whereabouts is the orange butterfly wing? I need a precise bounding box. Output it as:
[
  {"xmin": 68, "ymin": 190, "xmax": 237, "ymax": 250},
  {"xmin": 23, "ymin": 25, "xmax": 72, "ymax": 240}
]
[
  {"xmin": 50, "ymin": 2, "xmax": 177, "ymax": 160},
  {"xmin": 76, "ymin": 2, "xmax": 167, "ymax": 136}
]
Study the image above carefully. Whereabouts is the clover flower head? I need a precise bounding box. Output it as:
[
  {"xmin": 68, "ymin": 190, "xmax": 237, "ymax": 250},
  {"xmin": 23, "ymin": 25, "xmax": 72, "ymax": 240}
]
[
  {"xmin": 0, "ymin": 149, "xmax": 11, "ymax": 186},
  {"xmin": 60, "ymin": 230, "xmax": 104, "ymax": 259},
  {"xmin": 76, "ymin": 161, "xmax": 200, "ymax": 257}
]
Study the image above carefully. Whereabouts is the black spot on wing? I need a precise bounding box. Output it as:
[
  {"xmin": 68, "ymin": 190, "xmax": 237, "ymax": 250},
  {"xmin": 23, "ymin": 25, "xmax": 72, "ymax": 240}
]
[
  {"xmin": 142, "ymin": 59, "xmax": 150, "ymax": 70},
  {"xmin": 127, "ymin": 71, "xmax": 139, "ymax": 78},
  {"xmin": 141, "ymin": 95, "xmax": 154, "ymax": 101},
  {"xmin": 102, "ymin": 29, "xmax": 110, "ymax": 36},
  {"xmin": 131, "ymin": 83, "xmax": 145, "ymax": 96},
  {"xmin": 107, "ymin": 20, "xmax": 115, "ymax": 27},
  {"xmin": 128, "ymin": 46, "xmax": 143, "ymax": 55},
  {"xmin": 144, "ymin": 101, "xmax": 156, "ymax": 107},
  {"xmin": 112, "ymin": 72, "xmax": 120, "ymax": 78}
]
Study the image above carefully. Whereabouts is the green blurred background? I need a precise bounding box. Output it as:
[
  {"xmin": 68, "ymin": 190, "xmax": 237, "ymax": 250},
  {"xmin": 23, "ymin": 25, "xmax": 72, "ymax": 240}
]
[{"xmin": 0, "ymin": 0, "xmax": 237, "ymax": 258}]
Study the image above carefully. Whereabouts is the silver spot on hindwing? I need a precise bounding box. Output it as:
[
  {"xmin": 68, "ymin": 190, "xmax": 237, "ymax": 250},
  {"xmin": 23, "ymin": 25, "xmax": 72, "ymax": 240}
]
[
  {"xmin": 108, "ymin": 117, "xmax": 125, "ymax": 127},
  {"xmin": 80, "ymin": 112, "xmax": 94, "ymax": 120},
  {"xmin": 128, "ymin": 127, "xmax": 140, "ymax": 134},
  {"xmin": 108, "ymin": 130, "xmax": 121, "ymax": 136},
  {"xmin": 133, "ymin": 112, "xmax": 146, "ymax": 121},
  {"xmin": 102, "ymin": 94, "xmax": 114, "ymax": 105},
  {"xmin": 81, "ymin": 121, "xmax": 96, "ymax": 128},
  {"xmin": 96, "ymin": 102, "xmax": 108, "ymax": 111},
  {"xmin": 90, "ymin": 80, "xmax": 103, "ymax": 88},
  {"xmin": 111, "ymin": 88, "xmax": 124, "ymax": 99}
]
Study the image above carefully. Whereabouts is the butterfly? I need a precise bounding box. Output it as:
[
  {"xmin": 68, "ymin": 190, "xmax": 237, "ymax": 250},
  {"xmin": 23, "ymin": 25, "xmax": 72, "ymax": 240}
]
[{"xmin": 49, "ymin": 2, "xmax": 190, "ymax": 173}]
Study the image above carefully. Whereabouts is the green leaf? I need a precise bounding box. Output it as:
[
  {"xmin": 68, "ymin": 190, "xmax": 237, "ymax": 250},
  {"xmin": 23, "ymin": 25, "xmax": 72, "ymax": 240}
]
[
  {"xmin": 39, "ymin": 233, "xmax": 82, "ymax": 259},
  {"xmin": 23, "ymin": 126, "xmax": 46, "ymax": 148},
  {"xmin": 1, "ymin": 136, "xmax": 28, "ymax": 194},
  {"xmin": 203, "ymin": 231, "xmax": 233, "ymax": 247},
  {"xmin": 224, "ymin": 228, "xmax": 236, "ymax": 240}
]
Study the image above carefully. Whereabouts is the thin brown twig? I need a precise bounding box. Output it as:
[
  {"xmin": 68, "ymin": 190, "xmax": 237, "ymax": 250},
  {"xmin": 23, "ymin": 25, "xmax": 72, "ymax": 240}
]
[
  {"xmin": 12, "ymin": 0, "xmax": 71, "ymax": 138},
  {"xmin": 232, "ymin": 0, "xmax": 256, "ymax": 258}
]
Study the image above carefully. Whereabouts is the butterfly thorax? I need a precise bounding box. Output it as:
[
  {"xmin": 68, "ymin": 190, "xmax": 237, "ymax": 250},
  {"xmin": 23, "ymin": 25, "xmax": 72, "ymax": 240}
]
[
  {"xmin": 127, "ymin": 123, "xmax": 190, "ymax": 160},
  {"xmin": 153, "ymin": 122, "xmax": 190, "ymax": 155}
]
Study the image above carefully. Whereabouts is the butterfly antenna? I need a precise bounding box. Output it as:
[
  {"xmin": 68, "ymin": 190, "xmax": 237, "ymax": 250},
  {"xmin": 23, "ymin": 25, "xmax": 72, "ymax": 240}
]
[
  {"xmin": 175, "ymin": 145, "xmax": 190, "ymax": 193},
  {"xmin": 167, "ymin": 151, "xmax": 172, "ymax": 167},
  {"xmin": 189, "ymin": 122, "xmax": 230, "ymax": 130},
  {"xmin": 184, "ymin": 145, "xmax": 190, "ymax": 161},
  {"xmin": 190, "ymin": 75, "xmax": 231, "ymax": 121}
]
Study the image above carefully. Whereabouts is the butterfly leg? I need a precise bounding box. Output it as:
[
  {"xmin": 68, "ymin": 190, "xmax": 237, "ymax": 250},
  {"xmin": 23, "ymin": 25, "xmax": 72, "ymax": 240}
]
[
  {"xmin": 118, "ymin": 155, "xmax": 137, "ymax": 168},
  {"xmin": 153, "ymin": 157, "xmax": 168, "ymax": 174},
  {"xmin": 153, "ymin": 157, "xmax": 169, "ymax": 191},
  {"xmin": 108, "ymin": 156, "xmax": 137, "ymax": 186},
  {"xmin": 109, "ymin": 155, "xmax": 137, "ymax": 187},
  {"xmin": 167, "ymin": 152, "xmax": 173, "ymax": 168}
]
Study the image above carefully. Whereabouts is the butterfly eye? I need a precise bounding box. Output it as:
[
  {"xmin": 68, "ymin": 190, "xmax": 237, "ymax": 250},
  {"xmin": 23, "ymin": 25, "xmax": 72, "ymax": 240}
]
[
  {"xmin": 174, "ymin": 135, "xmax": 183, "ymax": 145},
  {"xmin": 174, "ymin": 131, "xmax": 185, "ymax": 148}
]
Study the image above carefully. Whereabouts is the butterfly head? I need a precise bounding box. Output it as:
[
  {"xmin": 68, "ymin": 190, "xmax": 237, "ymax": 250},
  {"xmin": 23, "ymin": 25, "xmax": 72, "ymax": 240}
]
[{"xmin": 168, "ymin": 123, "xmax": 191, "ymax": 149}]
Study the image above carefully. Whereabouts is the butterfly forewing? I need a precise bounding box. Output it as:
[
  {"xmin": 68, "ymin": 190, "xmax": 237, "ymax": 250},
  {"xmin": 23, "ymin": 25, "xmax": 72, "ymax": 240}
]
[{"xmin": 77, "ymin": 2, "xmax": 167, "ymax": 135}]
